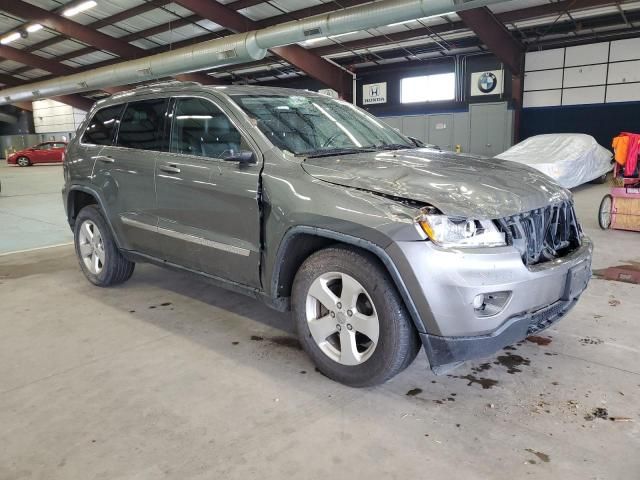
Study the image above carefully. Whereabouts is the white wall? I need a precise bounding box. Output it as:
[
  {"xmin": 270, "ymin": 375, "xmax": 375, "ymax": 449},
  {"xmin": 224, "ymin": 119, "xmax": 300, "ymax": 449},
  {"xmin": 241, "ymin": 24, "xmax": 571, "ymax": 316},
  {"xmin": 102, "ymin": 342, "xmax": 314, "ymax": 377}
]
[
  {"xmin": 32, "ymin": 99, "xmax": 87, "ymax": 136},
  {"xmin": 523, "ymin": 38, "xmax": 640, "ymax": 107}
]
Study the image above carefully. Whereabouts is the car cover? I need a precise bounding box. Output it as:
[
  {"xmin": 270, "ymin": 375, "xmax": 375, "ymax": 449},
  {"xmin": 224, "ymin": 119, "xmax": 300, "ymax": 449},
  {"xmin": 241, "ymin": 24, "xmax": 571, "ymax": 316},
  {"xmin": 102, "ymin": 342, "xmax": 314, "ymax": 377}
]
[{"xmin": 496, "ymin": 134, "xmax": 613, "ymax": 189}]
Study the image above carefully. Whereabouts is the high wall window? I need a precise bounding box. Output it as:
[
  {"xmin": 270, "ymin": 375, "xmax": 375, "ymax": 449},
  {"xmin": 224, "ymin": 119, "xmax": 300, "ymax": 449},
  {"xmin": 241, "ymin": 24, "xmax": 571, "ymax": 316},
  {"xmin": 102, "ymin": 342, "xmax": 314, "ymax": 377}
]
[{"xmin": 400, "ymin": 73, "xmax": 456, "ymax": 104}]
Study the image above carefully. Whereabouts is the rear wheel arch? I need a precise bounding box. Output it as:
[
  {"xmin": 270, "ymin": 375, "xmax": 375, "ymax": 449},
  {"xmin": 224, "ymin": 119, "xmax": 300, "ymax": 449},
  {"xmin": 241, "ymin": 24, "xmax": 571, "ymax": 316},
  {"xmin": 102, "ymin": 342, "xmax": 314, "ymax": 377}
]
[
  {"xmin": 67, "ymin": 188, "xmax": 99, "ymax": 226},
  {"xmin": 66, "ymin": 187, "xmax": 123, "ymax": 250},
  {"xmin": 271, "ymin": 227, "xmax": 427, "ymax": 334}
]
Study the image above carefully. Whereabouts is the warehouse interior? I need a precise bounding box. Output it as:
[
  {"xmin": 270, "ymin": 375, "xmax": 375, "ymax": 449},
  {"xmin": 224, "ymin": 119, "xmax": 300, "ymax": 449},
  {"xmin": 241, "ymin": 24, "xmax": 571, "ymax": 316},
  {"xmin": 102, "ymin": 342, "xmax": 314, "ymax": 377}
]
[{"xmin": 1, "ymin": 0, "xmax": 639, "ymax": 478}]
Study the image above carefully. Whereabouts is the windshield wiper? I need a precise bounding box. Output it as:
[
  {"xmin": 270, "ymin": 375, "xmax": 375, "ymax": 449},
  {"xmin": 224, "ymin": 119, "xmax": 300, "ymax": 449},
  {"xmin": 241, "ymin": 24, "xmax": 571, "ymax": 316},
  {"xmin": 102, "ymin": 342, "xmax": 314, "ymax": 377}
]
[
  {"xmin": 297, "ymin": 147, "xmax": 376, "ymax": 158},
  {"xmin": 374, "ymin": 143, "xmax": 415, "ymax": 151}
]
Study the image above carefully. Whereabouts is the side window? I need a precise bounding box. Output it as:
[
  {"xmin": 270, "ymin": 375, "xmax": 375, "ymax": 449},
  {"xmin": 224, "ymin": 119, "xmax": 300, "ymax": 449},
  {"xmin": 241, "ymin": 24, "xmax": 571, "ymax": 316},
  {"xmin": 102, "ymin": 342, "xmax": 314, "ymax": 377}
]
[
  {"xmin": 81, "ymin": 104, "xmax": 124, "ymax": 146},
  {"xmin": 170, "ymin": 97, "xmax": 247, "ymax": 158},
  {"xmin": 35, "ymin": 143, "xmax": 51, "ymax": 150},
  {"xmin": 116, "ymin": 98, "xmax": 168, "ymax": 151}
]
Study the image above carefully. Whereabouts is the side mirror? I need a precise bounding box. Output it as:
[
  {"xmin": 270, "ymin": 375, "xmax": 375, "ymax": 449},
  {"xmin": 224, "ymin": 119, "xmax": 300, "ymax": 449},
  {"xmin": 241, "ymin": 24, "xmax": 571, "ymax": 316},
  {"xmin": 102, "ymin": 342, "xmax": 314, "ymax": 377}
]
[{"xmin": 223, "ymin": 150, "xmax": 256, "ymax": 164}]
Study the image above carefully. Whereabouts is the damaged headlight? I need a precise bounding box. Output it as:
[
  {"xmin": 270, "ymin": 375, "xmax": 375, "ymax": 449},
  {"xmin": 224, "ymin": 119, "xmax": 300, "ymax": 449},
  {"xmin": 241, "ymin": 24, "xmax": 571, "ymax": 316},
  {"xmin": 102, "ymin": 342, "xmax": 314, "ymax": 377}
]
[{"xmin": 417, "ymin": 208, "xmax": 506, "ymax": 248}]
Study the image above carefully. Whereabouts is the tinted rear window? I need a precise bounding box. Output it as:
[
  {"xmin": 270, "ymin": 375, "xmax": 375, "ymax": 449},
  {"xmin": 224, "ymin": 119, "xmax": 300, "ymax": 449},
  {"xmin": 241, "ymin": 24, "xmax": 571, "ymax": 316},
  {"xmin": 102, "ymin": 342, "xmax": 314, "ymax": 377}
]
[
  {"xmin": 81, "ymin": 104, "xmax": 124, "ymax": 145},
  {"xmin": 117, "ymin": 98, "xmax": 168, "ymax": 151}
]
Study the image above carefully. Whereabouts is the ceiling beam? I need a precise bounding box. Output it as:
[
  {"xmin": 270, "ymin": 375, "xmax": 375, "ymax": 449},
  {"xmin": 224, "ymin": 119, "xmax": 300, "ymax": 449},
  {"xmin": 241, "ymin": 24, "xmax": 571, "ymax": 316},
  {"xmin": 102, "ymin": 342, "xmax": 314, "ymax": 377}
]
[
  {"xmin": 173, "ymin": 0, "xmax": 353, "ymax": 97},
  {"xmin": 498, "ymin": 0, "xmax": 620, "ymax": 23},
  {"xmin": 7, "ymin": 0, "xmax": 266, "ymax": 77},
  {"xmin": 13, "ymin": 0, "xmax": 172, "ymax": 56},
  {"xmin": 0, "ymin": 0, "xmax": 220, "ymax": 86},
  {"xmin": 458, "ymin": 7, "xmax": 524, "ymax": 74},
  {"xmin": 0, "ymin": 71, "xmax": 91, "ymax": 110},
  {"xmin": 0, "ymin": 45, "xmax": 75, "ymax": 76},
  {"xmin": 0, "ymin": 45, "xmax": 126, "ymax": 95},
  {"xmin": 1, "ymin": 0, "xmax": 625, "ymax": 91},
  {"xmin": 212, "ymin": 0, "xmax": 622, "ymax": 77},
  {"xmin": 255, "ymin": 0, "xmax": 373, "ymax": 28},
  {"xmin": 0, "ymin": 0, "xmax": 144, "ymax": 59}
]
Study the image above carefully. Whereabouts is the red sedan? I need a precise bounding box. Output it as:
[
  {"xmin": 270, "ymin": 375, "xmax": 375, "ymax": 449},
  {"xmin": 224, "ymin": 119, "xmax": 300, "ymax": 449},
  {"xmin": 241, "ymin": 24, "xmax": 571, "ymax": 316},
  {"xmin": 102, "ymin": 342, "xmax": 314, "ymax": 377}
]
[{"xmin": 7, "ymin": 142, "xmax": 67, "ymax": 167}]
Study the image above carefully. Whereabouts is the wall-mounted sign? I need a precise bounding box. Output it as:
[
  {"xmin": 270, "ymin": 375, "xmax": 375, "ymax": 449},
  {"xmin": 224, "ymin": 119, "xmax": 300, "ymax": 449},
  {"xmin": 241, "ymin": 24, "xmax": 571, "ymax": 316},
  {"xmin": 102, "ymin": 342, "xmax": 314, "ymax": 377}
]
[
  {"xmin": 363, "ymin": 82, "xmax": 387, "ymax": 104},
  {"xmin": 471, "ymin": 70, "xmax": 504, "ymax": 96}
]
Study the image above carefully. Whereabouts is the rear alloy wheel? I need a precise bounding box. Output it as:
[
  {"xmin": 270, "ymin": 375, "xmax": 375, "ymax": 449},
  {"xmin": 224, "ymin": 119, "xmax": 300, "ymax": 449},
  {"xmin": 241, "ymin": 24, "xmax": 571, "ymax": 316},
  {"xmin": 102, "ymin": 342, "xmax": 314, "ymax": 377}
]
[
  {"xmin": 78, "ymin": 219, "xmax": 106, "ymax": 275},
  {"xmin": 598, "ymin": 194, "xmax": 613, "ymax": 230},
  {"xmin": 16, "ymin": 156, "xmax": 30, "ymax": 167},
  {"xmin": 74, "ymin": 205, "xmax": 135, "ymax": 286},
  {"xmin": 292, "ymin": 247, "xmax": 420, "ymax": 387}
]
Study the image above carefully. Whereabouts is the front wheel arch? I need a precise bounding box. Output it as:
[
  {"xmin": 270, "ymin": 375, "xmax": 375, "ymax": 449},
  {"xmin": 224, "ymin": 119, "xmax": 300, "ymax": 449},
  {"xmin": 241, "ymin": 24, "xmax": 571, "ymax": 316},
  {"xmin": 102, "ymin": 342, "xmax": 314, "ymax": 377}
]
[{"xmin": 271, "ymin": 227, "xmax": 427, "ymax": 335}]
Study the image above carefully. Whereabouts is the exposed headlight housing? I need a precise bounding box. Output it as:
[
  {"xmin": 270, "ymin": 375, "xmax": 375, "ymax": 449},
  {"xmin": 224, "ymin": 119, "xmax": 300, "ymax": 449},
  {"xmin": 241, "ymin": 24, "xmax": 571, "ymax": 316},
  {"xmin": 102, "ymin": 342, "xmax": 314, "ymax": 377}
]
[{"xmin": 417, "ymin": 208, "xmax": 506, "ymax": 248}]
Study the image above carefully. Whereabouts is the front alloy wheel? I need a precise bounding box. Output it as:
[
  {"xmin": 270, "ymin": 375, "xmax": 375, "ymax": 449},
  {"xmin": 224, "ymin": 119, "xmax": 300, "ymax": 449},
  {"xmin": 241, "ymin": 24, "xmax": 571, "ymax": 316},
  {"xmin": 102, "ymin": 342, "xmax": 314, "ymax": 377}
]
[
  {"xmin": 306, "ymin": 272, "xmax": 379, "ymax": 366},
  {"xmin": 292, "ymin": 246, "xmax": 420, "ymax": 387}
]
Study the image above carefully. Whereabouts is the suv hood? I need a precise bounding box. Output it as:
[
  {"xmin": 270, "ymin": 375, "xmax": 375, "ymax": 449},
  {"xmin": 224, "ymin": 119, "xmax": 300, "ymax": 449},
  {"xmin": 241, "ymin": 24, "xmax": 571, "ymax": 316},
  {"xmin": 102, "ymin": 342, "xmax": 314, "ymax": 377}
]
[{"xmin": 301, "ymin": 148, "xmax": 571, "ymax": 219}]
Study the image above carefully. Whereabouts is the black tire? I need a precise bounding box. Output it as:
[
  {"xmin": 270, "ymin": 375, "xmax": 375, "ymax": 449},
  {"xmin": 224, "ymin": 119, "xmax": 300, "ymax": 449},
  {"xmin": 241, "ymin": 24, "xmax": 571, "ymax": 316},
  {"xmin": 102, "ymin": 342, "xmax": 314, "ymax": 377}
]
[
  {"xmin": 598, "ymin": 194, "xmax": 613, "ymax": 230},
  {"xmin": 591, "ymin": 173, "xmax": 608, "ymax": 184},
  {"xmin": 16, "ymin": 156, "xmax": 30, "ymax": 167},
  {"xmin": 292, "ymin": 246, "xmax": 420, "ymax": 387},
  {"xmin": 74, "ymin": 205, "xmax": 135, "ymax": 286}
]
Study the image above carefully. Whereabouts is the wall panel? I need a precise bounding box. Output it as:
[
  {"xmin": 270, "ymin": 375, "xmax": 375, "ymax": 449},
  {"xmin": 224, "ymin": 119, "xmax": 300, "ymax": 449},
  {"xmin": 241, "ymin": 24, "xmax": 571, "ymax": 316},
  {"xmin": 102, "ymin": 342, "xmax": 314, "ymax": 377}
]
[
  {"xmin": 609, "ymin": 38, "xmax": 640, "ymax": 62},
  {"xmin": 562, "ymin": 86, "xmax": 606, "ymax": 105},
  {"xmin": 564, "ymin": 42, "xmax": 609, "ymax": 67},
  {"xmin": 525, "ymin": 48, "xmax": 564, "ymax": 71},
  {"xmin": 524, "ymin": 69, "xmax": 563, "ymax": 91}
]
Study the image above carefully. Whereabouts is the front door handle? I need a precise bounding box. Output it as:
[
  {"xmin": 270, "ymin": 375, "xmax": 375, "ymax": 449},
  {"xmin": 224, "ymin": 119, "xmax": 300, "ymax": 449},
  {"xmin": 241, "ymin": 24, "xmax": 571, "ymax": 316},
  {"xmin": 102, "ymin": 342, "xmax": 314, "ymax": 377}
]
[{"xmin": 159, "ymin": 164, "xmax": 181, "ymax": 174}]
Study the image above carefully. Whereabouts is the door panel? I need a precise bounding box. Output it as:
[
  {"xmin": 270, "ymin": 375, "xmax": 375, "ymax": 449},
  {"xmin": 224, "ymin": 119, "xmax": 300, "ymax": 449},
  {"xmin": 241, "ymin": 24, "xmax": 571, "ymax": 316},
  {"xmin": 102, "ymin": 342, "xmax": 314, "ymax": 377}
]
[
  {"xmin": 155, "ymin": 96, "xmax": 261, "ymax": 287},
  {"xmin": 484, "ymin": 104, "xmax": 507, "ymax": 157},
  {"xmin": 89, "ymin": 100, "xmax": 164, "ymax": 257},
  {"xmin": 31, "ymin": 144, "xmax": 48, "ymax": 163},
  {"xmin": 44, "ymin": 143, "xmax": 58, "ymax": 162},
  {"xmin": 469, "ymin": 103, "xmax": 508, "ymax": 157},
  {"xmin": 428, "ymin": 114, "xmax": 454, "ymax": 151}
]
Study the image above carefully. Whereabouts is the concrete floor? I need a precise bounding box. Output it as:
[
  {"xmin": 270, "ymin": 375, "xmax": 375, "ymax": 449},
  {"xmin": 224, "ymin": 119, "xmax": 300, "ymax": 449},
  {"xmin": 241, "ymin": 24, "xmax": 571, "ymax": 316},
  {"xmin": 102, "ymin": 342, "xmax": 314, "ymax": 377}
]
[
  {"xmin": 1, "ymin": 165, "xmax": 639, "ymax": 479},
  {"xmin": 0, "ymin": 163, "xmax": 72, "ymax": 254}
]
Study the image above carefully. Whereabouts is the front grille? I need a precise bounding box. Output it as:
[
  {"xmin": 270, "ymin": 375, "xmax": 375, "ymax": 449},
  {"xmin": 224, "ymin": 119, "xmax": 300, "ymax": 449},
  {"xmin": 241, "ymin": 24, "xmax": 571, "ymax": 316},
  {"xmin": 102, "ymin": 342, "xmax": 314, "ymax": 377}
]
[{"xmin": 496, "ymin": 201, "xmax": 581, "ymax": 266}]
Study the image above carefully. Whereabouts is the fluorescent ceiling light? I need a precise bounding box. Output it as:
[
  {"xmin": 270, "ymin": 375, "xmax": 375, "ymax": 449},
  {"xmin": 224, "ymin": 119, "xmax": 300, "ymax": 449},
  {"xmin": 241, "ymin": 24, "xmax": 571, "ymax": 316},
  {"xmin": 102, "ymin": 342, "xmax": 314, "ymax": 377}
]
[
  {"xmin": 26, "ymin": 24, "xmax": 43, "ymax": 33},
  {"xmin": 0, "ymin": 32, "xmax": 21, "ymax": 45},
  {"xmin": 63, "ymin": 0, "xmax": 98, "ymax": 17}
]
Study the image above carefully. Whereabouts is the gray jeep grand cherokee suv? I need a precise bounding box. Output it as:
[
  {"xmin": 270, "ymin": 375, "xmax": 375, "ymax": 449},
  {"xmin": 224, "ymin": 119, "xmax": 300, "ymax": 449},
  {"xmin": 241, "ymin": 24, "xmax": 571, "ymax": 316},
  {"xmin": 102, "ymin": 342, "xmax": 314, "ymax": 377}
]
[{"xmin": 63, "ymin": 82, "xmax": 592, "ymax": 387}]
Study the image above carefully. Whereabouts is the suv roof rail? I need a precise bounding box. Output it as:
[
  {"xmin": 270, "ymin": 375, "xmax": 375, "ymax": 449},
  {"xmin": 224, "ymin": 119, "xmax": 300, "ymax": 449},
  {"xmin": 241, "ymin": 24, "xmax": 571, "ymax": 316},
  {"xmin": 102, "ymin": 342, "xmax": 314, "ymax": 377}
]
[{"xmin": 134, "ymin": 80, "xmax": 202, "ymax": 89}]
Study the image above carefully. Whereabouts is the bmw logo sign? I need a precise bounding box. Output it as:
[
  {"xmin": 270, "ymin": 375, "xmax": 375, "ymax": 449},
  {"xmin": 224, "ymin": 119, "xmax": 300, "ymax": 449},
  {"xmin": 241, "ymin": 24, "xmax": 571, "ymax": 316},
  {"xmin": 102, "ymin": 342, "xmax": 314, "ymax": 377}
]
[{"xmin": 478, "ymin": 72, "xmax": 497, "ymax": 94}]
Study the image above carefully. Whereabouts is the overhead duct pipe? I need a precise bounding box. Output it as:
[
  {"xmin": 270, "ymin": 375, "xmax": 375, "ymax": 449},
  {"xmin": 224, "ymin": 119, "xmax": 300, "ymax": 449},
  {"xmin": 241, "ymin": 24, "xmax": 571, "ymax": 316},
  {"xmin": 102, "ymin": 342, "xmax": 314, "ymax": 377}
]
[{"xmin": 0, "ymin": 0, "xmax": 510, "ymax": 105}]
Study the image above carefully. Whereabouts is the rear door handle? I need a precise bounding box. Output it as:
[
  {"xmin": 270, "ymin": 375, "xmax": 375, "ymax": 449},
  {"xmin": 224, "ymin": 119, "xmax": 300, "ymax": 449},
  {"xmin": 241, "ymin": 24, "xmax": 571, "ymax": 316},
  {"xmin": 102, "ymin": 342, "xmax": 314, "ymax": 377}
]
[{"xmin": 159, "ymin": 164, "xmax": 181, "ymax": 174}]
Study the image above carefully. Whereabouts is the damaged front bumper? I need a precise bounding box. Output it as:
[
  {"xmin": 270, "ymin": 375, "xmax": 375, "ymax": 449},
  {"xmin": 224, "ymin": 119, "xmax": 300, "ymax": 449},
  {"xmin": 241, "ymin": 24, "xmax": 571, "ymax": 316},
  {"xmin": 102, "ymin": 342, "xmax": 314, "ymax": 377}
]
[{"xmin": 388, "ymin": 236, "xmax": 593, "ymax": 373}]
